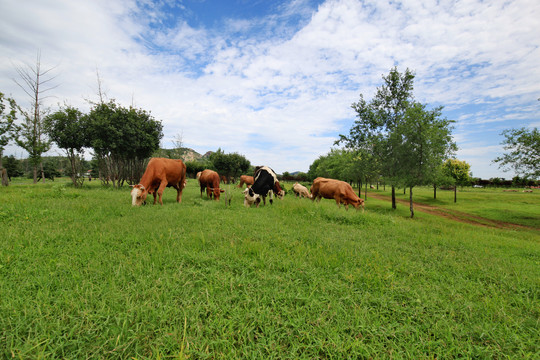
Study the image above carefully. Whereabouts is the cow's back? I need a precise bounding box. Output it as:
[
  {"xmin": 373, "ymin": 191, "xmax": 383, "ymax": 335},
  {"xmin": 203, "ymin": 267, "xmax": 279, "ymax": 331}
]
[
  {"xmin": 199, "ymin": 169, "xmax": 219, "ymax": 187},
  {"xmin": 153, "ymin": 158, "xmax": 186, "ymax": 184}
]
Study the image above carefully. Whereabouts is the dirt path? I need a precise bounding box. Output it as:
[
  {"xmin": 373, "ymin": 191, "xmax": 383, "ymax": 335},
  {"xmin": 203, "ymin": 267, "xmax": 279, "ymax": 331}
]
[{"xmin": 367, "ymin": 192, "xmax": 539, "ymax": 232}]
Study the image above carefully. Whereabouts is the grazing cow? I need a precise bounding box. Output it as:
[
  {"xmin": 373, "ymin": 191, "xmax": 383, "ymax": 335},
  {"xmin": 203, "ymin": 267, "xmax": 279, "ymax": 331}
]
[
  {"xmin": 237, "ymin": 175, "xmax": 254, "ymax": 188},
  {"xmin": 310, "ymin": 177, "xmax": 364, "ymax": 211},
  {"xmin": 243, "ymin": 166, "xmax": 285, "ymax": 207},
  {"xmin": 198, "ymin": 169, "xmax": 225, "ymax": 200},
  {"xmin": 293, "ymin": 182, "xmax": 312, "ymax": 199},
  {"xmin": 130, "ymin": 158, "xmax": 186, "ymax": 206}
]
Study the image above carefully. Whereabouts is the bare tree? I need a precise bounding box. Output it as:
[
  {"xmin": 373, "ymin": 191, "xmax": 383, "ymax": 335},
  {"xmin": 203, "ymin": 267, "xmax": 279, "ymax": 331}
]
[
  {"xmin": 13, "ymin": 51, "xmax": 58, "ymax": 183},
  {"xmin": 171, "ymin": 132, "xmax": 184, "ymax": 159}
]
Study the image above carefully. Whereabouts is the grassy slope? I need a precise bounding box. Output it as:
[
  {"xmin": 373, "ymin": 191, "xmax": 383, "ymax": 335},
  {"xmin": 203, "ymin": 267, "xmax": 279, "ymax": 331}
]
[{"xmin": 0, "ymin": 179, "xmax": 539, "ymax": 359}]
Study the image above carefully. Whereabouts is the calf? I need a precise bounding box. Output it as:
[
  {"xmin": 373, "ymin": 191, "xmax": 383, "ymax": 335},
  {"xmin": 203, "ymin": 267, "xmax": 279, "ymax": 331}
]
[
  {"xmin": 237, "ymin": 175, "xmax": 254, "ymax": 188},
  {"xmin": 293, "ymin": 182, "xmax": 312, "ymax": 199}
]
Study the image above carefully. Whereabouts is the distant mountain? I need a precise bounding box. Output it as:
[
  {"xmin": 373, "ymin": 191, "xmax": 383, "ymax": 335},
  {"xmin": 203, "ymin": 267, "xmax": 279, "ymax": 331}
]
[{"xmin": 154, "ymin": 147, "xmax": 203, "ymax": 161}]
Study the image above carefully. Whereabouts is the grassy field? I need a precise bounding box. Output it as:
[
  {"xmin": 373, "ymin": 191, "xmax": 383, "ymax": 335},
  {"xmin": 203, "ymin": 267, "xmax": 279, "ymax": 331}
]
[{"xmin": 0, "ymin": 178, "xmax": 539, "ymax": 359}]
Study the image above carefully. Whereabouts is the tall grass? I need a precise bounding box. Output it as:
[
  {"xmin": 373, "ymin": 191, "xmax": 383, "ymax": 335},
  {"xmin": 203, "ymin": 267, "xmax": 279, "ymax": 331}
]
[{"xmin": 0, "ymin": 179, "xmax": 538, "ymax": 359}]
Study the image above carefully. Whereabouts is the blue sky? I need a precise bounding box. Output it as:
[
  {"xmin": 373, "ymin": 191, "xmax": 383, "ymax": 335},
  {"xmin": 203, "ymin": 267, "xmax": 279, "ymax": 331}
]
[{"xmin": 1, "ymin": 0, "xmax": 539, "ymax": 179}]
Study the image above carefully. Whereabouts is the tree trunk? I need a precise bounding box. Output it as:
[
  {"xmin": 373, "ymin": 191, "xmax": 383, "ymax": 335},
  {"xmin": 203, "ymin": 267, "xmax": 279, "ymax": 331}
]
[
  {"xmin": 409, "ymin": 186, "xmax": 414, "ymax": 218},
  {"xmin": 358, "ymin": 180, "xmax": 362, "ymax": 197},
  {"xmin": 364, "ymin": 180, "xmax": 368, "ymax": 200},
  {"xmin": 454, "ymin": 186, "xmax": 457, "ymax": 203},
  {"xmin": 433, "ymin": 184, "xmax": 437, "ymax": 199},
  {"xmin": 40, "ymin": 161, "xmax": 45, "ymax": 183},
  {"xmin": 1, "ymin": 168, "xmax": 8, "ymax": 187},
  {"xmin": 33, "ymin": 165, "xmax": 38, "ymax": 184},
  {"xmin": 391, "ymin": 186, "xmax": 396, "ymax": 209}
]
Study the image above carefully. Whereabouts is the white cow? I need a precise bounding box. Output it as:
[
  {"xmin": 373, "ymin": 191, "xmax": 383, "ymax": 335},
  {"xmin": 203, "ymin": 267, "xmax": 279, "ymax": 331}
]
[{"xmin": 292, "ymin": 182, "xmax": 312, "ymax": 199}]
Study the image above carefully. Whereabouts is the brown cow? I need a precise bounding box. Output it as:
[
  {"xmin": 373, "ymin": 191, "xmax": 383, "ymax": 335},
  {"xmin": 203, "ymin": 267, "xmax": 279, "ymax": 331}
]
[
  {"xmin": 198, "ymin": 169, "xmax": 225, "ymax": 200},
  {"xmin": 130, "ymin": 158, "xmax": 186, "ymax": 206},
  {"xmin": 237, "ymin": 175, "xmax": 254, "ymax": 188},
  {"xmin": 310, "ymin": 177, "xmax": 364, "ymax": 211}
]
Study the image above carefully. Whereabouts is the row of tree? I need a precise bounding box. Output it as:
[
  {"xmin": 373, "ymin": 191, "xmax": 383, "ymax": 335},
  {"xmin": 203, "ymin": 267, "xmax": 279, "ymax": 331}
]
[
  {"xmin": 308, "ymin": 67, "xmax": 539, "ymax": 217},
  {"xmin": 330, "ymin": 67, "xmax": 459, "ymax": 217}
]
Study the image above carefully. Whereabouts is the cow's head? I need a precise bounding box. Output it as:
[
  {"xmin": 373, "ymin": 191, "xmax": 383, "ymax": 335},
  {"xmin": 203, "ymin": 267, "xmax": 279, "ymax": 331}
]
[
  {"xmin": 274, "ymin": 182, "xmax": 285, "ymax": 199},
  {"xmin": 208, "ymin": 187, "xmax": 225, "ymax": 200},
  {"xmin": 130, "ymin": 184, "xmax": 148, "ymax": 206},
  {"xmin": 354, "ymin": 198, "xmax": 365, "ymax": 212},
  {"xmin": 243, "ymin": 187, "xmax": 259, "ymax": 207}
]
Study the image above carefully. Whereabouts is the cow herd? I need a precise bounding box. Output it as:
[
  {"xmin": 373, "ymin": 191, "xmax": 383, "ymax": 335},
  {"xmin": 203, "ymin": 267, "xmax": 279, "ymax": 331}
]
[{"xmin": 131, "ymin": 157, "xmax": 364, "ymax": 211}]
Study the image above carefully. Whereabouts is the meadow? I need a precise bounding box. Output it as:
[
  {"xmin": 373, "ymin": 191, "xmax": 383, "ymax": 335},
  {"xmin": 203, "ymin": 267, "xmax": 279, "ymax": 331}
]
[{"xmin": 0, "ymin": 178, "xmax": 538, "ymax": 359}]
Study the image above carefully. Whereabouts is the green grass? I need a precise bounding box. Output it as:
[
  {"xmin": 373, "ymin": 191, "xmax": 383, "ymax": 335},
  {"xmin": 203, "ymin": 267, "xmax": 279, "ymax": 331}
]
[
  {"xmin": 1, "ymin": 178, "xmax": 539, "ymax": 359},
  {"xmin": 369, "ymin": 185, "xmax": 540, "ymax": 228}
]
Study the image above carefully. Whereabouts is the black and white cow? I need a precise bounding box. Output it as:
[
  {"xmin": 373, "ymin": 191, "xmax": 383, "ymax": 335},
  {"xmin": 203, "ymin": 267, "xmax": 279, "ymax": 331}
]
[{"xmin": 243, "ymin": 166, "xmax": 285, "ymax": 207}]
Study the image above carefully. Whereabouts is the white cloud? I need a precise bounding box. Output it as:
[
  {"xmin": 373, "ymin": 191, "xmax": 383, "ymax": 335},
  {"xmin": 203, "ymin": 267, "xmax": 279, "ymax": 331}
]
[{"xmin": 1, "ymin": 0, "xmax": 539, "ymax": 178}]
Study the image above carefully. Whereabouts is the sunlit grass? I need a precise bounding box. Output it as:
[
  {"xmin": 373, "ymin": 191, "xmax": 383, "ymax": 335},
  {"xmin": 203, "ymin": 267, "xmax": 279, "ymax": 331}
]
[{"xmin": 0, "ymin": 179, "xmax": 538, "ymax": 358}]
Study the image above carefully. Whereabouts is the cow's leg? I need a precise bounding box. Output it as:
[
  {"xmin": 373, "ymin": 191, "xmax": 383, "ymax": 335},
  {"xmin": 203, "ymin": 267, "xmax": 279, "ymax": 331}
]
[
  {"xmin": 152, "ymin": 191, "xmax": 157, "ymax": 205},
  {"xmin": 157, "ymin": 181, "xmax": 168, "ymax": 205},
  {"xmin": 334, "ymin": 195, "xmax": 342, "ymax": 208},
  {"xmin": 269, "ymin": 190, "xmax": 274, "ymax": 205},
  {"xmin": 175, "ymin": 184, "xmax": 183, "ymax": 203}
]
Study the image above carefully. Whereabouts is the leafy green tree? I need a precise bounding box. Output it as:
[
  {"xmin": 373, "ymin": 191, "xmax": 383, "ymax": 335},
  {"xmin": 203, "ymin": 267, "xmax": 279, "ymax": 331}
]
[
  {"xmin": 1, "ymin": 92, "xmax": 18, "ymax": 186},
  {"xmin": 2, "ymin": 155, "xmax": 22, "ymax": 180},
  {"xmin": 209, "ymin": 149, "xmax": 250, "ymax": 182},
  {"xmin": 86, "ymin": 100, "xmax": 163, "ymax": 187},
  {"xmin": 442, "ymin": 158, "xmax": 471, "ymax": 202},
  {"xmin": 493, "ymin": 127, "xmax": 539, "ymax": 180},
  {"xmin": 0, "ymin": 93, "xmax": 18, "ymax": 167},
  {"xmin": 184, "ymin": 160, "xmax": 208, "ymax": 178},
  {"xmin": 391, "ymin": 102, "xmax": 456, "ymax": 217},
  {"xmin": 338, "ymin": 67, "xmax": 416, "ymax": 209},
  {"xmin": 45, "ymin": 106, "xmax": 88, "ymax": 187}
]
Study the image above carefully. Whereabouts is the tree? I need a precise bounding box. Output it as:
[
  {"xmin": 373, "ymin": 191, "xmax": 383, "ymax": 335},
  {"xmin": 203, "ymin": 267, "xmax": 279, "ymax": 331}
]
[
  {"xmin": 13, "ymin": 52, "xmax": 57, "ymax": 183},
  {"xmin": 209, "ymin": 149, "xmax": 250, "ymax": 182},
  {"xmin": 391, "ymin": 102, "xmax": 456, "ymax": 217},
  {"xmin": 338, "ymin": 67, "xmax": 416, "ymax": 209},
  {"xmin": 45, "ymin": 106, "xmax": 89, "ymax": 187},
  {"xmin": 0, "ymin": 92, "xmax": 18, "ymax": 186},
  {"xmin": 442, "ymin": 158, "xmax": 471, "ymax": 203},
  {"xmin": 493, "ymin": 127, "xmax": 539, "ymax": 180},
  {"xmin": 2, "ymin": 155, "xmax": 22, "ymax": 180},
  {"xmin": 86, "ymin": 100, "xmax": 163, "ymax": 187}
]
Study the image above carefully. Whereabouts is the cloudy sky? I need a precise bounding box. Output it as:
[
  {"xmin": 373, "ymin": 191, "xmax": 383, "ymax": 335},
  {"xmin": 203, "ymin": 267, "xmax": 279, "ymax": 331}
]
[{"xmin": 1, "ymin": 0, "xmax": 538, "ymax": 179}]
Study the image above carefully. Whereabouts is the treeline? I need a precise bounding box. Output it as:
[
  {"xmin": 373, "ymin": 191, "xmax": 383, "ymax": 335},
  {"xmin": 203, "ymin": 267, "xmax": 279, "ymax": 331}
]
[{"xmin": 1, "ymin": 148, "xmax": 254, "ymax": 185}]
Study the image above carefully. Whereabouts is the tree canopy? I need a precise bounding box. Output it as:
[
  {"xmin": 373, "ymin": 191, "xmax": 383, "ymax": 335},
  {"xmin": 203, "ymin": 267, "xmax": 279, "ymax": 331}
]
[
  {"xmin": 86, "ymin": 100, "xmax": 163, "ymax": 187},
  {"xmin": 45, "ymin": 105, "xmax": 88, "ymax": 187},
  {"xmin": 493, "ymin": 127, "xmax": 539, "ymax": 180},
  {"xmin": 337, "ymin": 67, "xmax": 456, "ymax": 215},
  {"xmin": 0, "ymin": 92, "xmax": 18, "ymax": 182},
  {"xmin": 209, "ymin": 149, "xmax": 251, "ymax": 181}
]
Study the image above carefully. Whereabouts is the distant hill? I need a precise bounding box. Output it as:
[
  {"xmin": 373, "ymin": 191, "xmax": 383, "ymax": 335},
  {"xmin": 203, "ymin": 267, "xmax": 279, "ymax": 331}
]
[{"xmin": 154, "ymin": 147, "xmax": 204, "ymax": 162}]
